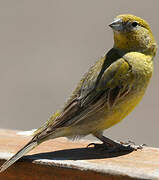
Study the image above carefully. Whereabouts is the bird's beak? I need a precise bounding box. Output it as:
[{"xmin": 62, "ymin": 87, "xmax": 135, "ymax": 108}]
[{"xmin": 109, "ymin": 18, "xmax": 123, "ymax": 31}]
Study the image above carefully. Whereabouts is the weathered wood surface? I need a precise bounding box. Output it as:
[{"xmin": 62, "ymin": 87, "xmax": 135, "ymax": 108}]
[{"xmin": 0, "ymin": 129, "xmax": 159, "ymax": 180}]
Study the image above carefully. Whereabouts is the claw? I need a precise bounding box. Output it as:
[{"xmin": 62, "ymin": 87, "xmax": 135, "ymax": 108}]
[
  {"xmin": 87, "ymin": 143, "xmax": 96, "ymax": 148},
  {"xmin": 119, "ymin": 140, "xmax": 135, "ymax": 146},
  {"xmin": 117, "ymin": 141, "xmax": 145, "ymax": 151},
  {"xmin": 110, "ymin": 143, "xmax": 144, "ymax": 153},
  {"xmin": 87, "ymin": 142, "xmax": 109, "ymax": 150},
  {"xmin": 134, "ymin": 144, "xmax": 146, "ymax": 150}
]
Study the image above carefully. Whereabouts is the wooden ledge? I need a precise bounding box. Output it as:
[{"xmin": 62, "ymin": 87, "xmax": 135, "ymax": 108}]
[{"xmin": 0, "ymin": 129, "xmax": 159, "ymax": 180}]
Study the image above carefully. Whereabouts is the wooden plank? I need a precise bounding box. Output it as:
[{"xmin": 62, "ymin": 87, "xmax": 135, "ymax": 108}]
[{"xmin": 0, "ymin": 129, "xmax": 159, "ymax": 180}]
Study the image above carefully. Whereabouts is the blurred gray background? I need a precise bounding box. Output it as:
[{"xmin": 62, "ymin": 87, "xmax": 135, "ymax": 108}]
[{"xmin": 0, "ymin": 0, "xmax": 159, "ymax": 147}]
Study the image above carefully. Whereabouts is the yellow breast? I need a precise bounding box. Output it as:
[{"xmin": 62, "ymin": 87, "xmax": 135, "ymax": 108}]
[
  {"xmin": 97, "ymin": 52, "xmax": 153, "ymax": 132},
  {"xmin": 98, "ymin": 92, "xmax": 144, "ymax": 131}
]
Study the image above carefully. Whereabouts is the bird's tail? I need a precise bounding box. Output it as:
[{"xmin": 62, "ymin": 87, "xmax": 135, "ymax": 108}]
[{"xmin": 0, "ymin": 139, "xmax": 38, "ymax": 173}]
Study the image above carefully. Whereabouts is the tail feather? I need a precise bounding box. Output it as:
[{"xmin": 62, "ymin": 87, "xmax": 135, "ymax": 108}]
[{"xmin": 0, "ymin": 140, "xmax": 38, "ymax": 173}]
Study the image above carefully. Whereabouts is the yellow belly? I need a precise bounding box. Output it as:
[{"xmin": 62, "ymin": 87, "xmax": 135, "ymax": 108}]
[{"xmin": 97, "ymin": 92, "xmax": 144, "ymax": 132}]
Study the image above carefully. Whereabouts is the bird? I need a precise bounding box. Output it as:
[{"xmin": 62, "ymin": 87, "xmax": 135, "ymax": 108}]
[{"xmin": 0, "ymin": 14, "xmax": 157, "ymax": 173}]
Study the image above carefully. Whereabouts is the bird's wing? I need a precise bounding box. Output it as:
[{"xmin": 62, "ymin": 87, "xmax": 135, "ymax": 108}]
[
  {"xmin": 0, "ymin": 52, "xmax": 132, "ymax": 173},
  {"xmin": 34, "ymin": 49, "xmax": 133, "ymax": 139}
]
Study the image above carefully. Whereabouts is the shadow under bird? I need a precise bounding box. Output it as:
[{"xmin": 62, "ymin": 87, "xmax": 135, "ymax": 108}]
[{"xmin": 0, "ymin": 14, "xmax": 157, "ymax": 172}]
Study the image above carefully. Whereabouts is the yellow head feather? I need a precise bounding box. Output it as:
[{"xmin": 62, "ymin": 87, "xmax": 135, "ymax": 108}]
[{"xmin": 111, "ymin": 14, "xmax": 157, "ymax": 56}]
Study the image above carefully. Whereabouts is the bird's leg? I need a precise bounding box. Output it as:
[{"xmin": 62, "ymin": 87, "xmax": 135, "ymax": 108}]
[
  {"xmin": 87, "ymin": 132, "xmax": 122, "ymax": 150},
  {"xmin": 87, "ymin": 132, "xmax": 143, "ymax": 152}
]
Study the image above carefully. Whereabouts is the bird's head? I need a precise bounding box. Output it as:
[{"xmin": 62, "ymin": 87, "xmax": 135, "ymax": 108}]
[{"xmin": 109, "ymin": 14, "xmax": 157, "ymax": 56}]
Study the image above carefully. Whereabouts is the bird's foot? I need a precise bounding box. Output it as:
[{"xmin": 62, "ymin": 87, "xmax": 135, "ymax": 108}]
[
  {"xmin": 118, "ymin": 141, "xmax": 147, "ymax": 151},
  {"xmin": 87, "ymin": 141, "xmax": 145, "ymax": 152},
  {"xmin": 106, "ymin": 141, "xmax": 146, "ymax": 153}
]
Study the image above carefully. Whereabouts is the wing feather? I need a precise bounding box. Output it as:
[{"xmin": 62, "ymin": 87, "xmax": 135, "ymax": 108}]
[{"xmin": 34, "ymin": 49, "xmax": 133, "ymax": 139}]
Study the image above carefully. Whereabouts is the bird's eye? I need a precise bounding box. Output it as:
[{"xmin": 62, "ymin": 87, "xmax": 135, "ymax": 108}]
[{"xmin": 131, "ymin": 21, "xmax": 138, "ymax": 27}]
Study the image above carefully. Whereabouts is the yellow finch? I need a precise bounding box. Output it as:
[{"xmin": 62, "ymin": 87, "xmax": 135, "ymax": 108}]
[{"xmin": 0, "ymin": 14, "xmax": 157, "ymax": 172}]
